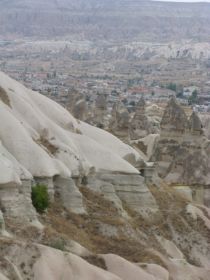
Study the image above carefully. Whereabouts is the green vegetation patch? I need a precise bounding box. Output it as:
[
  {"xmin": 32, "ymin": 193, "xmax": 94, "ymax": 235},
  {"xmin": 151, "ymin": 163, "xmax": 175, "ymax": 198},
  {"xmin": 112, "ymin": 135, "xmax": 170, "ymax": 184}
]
[{"xmin": 31, "ymin": 184, "xmax": 49, "ymax": 213}]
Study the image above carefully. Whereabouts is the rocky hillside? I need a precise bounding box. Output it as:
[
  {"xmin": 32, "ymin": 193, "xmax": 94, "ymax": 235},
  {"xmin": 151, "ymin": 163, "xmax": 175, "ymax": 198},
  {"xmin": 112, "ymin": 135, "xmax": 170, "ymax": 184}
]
[
  {"xmin": 1, "ymin": 0, "xmax": 210, "ymax": 42},
  {"xmin": 0, "ymin": 72, "xmax": 210, "ymax": 279}
]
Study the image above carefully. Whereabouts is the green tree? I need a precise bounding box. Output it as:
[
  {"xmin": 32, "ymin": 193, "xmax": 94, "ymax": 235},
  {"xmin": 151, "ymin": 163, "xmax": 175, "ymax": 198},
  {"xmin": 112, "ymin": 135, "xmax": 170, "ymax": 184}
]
[{"xmin": 31, "ymin": 184, "xmax": 49, "ymax": 213}]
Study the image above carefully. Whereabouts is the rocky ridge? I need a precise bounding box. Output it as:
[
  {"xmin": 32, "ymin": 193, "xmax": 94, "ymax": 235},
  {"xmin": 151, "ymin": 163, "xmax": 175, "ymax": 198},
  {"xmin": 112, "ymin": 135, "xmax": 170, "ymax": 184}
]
[{"xmin": 0, "ymin": 73, "xmax": 210, "ymax": 279}]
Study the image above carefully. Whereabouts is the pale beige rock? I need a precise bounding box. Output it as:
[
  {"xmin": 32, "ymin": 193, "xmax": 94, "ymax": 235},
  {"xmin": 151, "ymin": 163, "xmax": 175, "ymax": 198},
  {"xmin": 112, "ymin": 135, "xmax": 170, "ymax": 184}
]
[
  {"xmin": 109, "ymin": 101, "xmax": 130, "ymax": 140},
  {"xmin": 132, "ymin": 134, "xmax": 159, "ymax": 161},
  {"xmin": 102, "ymin": 254, "xmax": 157, "ymax": 280},
  {"xmin": 156, "ymin": 236, "xmax": 184, "ymax": 259},
  {"xmin": 34, "ymin": 245, "xmax": 121, "ymax": 280},
  {"xmin": 54, "ymin": 176, "xmax": 86, "ymax": 214},
  {"xmin": 0, "ymin": 273, "xmax": 10, "ymax": 280},
  {"xmin": 97, "ymin": 173, "xmax": 158, "ymax": 217},
  {"xmin": 160, "ymin": 96, "xmax": 189, "ymax": 135},
  {"xmin": 189, "ymin": 111, "xmax": 203, "ymax": 135},
  {"xmin": 92, "ymin": 94, "xmax": 107, "ymax": 127},
  {"xmin": 0, "ymin": 180, "xmax": 37, "ymax": 223},
  {"xmin": 154, "ymin": 97, "xmax": 210, "ymax": 190},
  {"xmin": 173, "ymin": 186, "xmax": 193, "ymax": 201},
  {"xmin": 140, "ymin": 263, "xmax": 169, "ymax": 280},
  {"xmin": 72, "ymin": 99, "xmax": 87, "ymax": 121},
  {"xmin": 129, "ymin": 97, "xmax": 152, "ymax": 140},
  {"xmin": 0, "ymin": 210, "xmax": 5, "ymax": 234}
]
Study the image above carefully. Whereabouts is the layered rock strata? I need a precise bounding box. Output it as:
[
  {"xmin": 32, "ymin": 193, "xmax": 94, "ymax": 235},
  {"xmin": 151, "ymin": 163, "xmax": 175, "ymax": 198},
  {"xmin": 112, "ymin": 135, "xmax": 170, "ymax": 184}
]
[
  {"xmin": 153, "ymin": 97, "xmax": 210, "ymax": 205},
  {"xmin": 0, "ymin": 72, "xmax": 155, "ymax": 223}
]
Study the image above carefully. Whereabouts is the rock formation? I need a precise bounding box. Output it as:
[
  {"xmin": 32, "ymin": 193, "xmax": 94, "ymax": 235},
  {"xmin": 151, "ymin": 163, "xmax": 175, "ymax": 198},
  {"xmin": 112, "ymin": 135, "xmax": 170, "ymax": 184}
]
[
  {"xmin": 160, "ymin": 96, "xmax": 189, "ymax": 136},
  {"xmin": 189, "ymin": 111, "xmax": 203, "ymax": 135},
  {"xmin": 0, "ymin": 71, "xmax": 155, "ymax": 223},
  {"xmin": 129, "ymin": 97, "xmax": 152, "ymax": 140},
  {"xmin": 72, "ymin": 99, "xmax": 88, "ymax": 121},
  {"xmin": 109, "ymin": 101, "xmax": 130, "ymax": 141},
  {"xmin": 199, "ymin": 114, "xmax": 210, "ymax": 139},
  {"xmin": 153, "ymin": 97, "xmax": 210, "ymax": 206},
  {"xmin": 0, "ymin": 210, "xmax": 5, "ymax": 234},
  {"xmin": 1, "ymin": 73, "xmax": 210, "ymax": 280},
  {"xmin": 146, "ymin": 103, "xmax": 164, "ymax": 134},
  {"xmin": 67, "ymin": 90, "xmax": 88, "ymax": 121},
  {"xmin": 92, "ymin": 94, "xmax": 108, "ymax": 128}
]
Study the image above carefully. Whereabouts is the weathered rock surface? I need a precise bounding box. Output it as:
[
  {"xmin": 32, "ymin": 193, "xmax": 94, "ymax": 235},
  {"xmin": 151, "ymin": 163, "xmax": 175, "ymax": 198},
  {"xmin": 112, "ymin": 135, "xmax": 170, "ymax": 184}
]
[
  {"xmin": 1, "ymin": 73, "xmax": 210, "ymax": 280},
  {"xmin": 0, "ymin": 71, "xmax": 149, "ymax": 222},
  {"xmin": 86, "ymin": 173, "xmax": 158, "ymax": 218},
  {"xmin": 1, "ymin": 236, "xmax": 210, "ymax": 280},
  {"xmin": 129, "ymin": 97, "xmax": 152, "ymax": 140},
  {"xmin": 109, "ymin": 101, "xmax": 130, "ymax": 140},
  {"xmin": 153, "ymin": 97, "xmax": 210, "ymax": 190},
  {"xmin": 91, "ymin": 94, "xmax": 108, "ymax": 128},
  {"xmin": 0, "ymin": 210, "xmax": 5, "ymax": 234},
  {"xmin": 72, "ymin": 99, "xmax": 88, "ymax": 121},
  {"xmin": 198, "ymin": 113, "xmax": 210, "ymax": 139}
]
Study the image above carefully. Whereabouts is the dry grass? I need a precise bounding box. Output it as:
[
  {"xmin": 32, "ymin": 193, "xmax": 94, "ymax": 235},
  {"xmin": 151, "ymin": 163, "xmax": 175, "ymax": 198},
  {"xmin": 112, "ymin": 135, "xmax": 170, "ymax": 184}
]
[
  {"xmin": 34, "ymin": 136, "xmax": 58, "ymax": 155},
  {"xmin": 75, "ymin": 128, "xmax": 82, "ymax": 135},
  {"xmin": 4, "ymin": 185, "xmax": 209, "ymax": 270},
  {"xmin": 83, "ymin": 255, "xmax": 107, "ymax": 270},
  {"xmin": 0, "ymin": 87, "xmax": 11, "ymax": 107},
  {"xmin": 39, "ymin": 187, "xmax": 169, "ymax": 267}
]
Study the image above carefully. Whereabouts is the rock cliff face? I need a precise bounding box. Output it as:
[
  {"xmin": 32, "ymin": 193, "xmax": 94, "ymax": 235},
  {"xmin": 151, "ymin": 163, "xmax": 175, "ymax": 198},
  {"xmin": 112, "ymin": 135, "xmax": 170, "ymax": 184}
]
[
  {"xmin": 160, "ymin": 96, "xmax": 189, "ymax": 136},
  {"xmin": 154, "ymin": 97, "xmax": 210, "ymax": 200},
  {"xmin": 92, "ymin": 94, "xmax": 108, "ymax": 128},
  {"xmin": 109, "ymin": 102, "xmax": 130, "ymax": 141},
  {"xmin": 108, "ymin": 99, "xmax": 161, "ymax": 144},
  {"xmin": 0, "ymin": 71, "xmax": 155, "ymax": 223},
  {"xmin": 129, "ymin": 97, "xmax": 152, "ymax": 140},
  {"xmin": 1, "ymin": 73, "xmax": 210, "ymax": 280}
]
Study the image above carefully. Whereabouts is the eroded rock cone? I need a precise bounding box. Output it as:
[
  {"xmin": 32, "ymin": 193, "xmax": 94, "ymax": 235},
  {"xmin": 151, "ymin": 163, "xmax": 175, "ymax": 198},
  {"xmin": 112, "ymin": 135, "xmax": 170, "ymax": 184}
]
[
  {"xmin": 72, "ymin": 99, "xmax": 87, "ymax": 121},
  {"xmin": 93, "ymin": 94, "xmax": 107, "ymax": 128},
  {"xmin": 109, "ymin": 101, "xmax": 130, "ymax": 140},
  {"xmin": 0, "ymin": 210, "xmax": 5, "ymax": 234},
  {"xmin": 153, "ymin": 97, "xmax": 210, "ymax": 192},
  {"xmin": 189, "ymin": 111, "xmax": 203, "ymax": 135},
  {"xmin": 129, "ymin": 97, "xmax": 152, "ymax": 140},
  {"xmin": 66, "ymin": 89, "xmax": 84, "ymax": 113},
  {"xmin": 160, "ymin": 96, "xmax": 189, "ymax": 135}
]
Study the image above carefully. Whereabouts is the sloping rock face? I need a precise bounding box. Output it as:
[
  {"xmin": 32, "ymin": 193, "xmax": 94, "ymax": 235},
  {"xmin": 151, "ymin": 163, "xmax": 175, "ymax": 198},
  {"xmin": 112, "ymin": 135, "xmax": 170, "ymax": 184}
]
[
  {"xmin": 160, "ymin": 96, "xmax": 189, "ymax": 136},
  {"xmin": 153, "ymin": 97, "xmax": 210, "ymax": 189},
  {"xmin": 72, "ymin": 99, "xmax": 88, "ymax": 121},
  {"xmin": 92, "ymin": 94, "xmax": 108, "ymax": 128},
  {"xmin": 199, "ymin": 114, "xmax": 210, "ymax": 139},
  {"xmin": 0, "ymin": 71, "xmax": 155, "ymax": 223},
  {"xmin": 0, "ymin": 210, "xmax": 5, "ymax": 234},
  {"xmin": 66, "ymin": 89, "xmax": 83, "ymax": 109},
  {"xmin": 0, "ymin": 241, "xmax": 196, "ymax": 280},
  {"xmin": 189, "ymin": 111, "xmax": 203, "ymax": 135},
  {"xmin": 109, "ymin": 102, "xmax": 130, "ymax": 141},
  {"xmin": 1, "ymin": 194, "xmax": 210, "ymax": 280},
  {"xmin": 2, "ymin": 73, "xmax": 210, "ymax": 280},
  {"xmin": 129, "ymin": 97, "xmax": 152, "ymax": 140},
  {"xmin": 85, "ymin": 173, "xmax": 157, "ymax": 218}
]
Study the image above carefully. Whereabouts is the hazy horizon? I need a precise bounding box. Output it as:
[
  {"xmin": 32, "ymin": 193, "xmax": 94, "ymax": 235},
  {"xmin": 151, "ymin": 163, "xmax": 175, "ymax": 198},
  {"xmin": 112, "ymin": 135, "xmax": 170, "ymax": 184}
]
[{"xmin": 153, "ymin": 0, "xmax": 210, "ymax": 2}]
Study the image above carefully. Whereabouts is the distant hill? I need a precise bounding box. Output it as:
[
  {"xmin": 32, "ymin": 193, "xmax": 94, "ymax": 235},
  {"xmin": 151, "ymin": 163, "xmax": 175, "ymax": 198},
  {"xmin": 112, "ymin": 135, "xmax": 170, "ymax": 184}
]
[{"xmin": 0, "ymin": 0, "xmax": 210, "ymax": 42}]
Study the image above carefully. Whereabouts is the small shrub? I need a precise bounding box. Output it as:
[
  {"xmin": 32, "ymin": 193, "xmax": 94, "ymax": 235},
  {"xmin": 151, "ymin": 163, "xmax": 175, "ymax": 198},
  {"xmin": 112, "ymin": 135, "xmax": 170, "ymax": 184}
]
[
  {"xmin": 31, "ymin": 184, "xmax": 49, "ymax": 213},
  {"xmin": 49, "ymin": 239, "xmax": 66, "ymax": 251}
]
